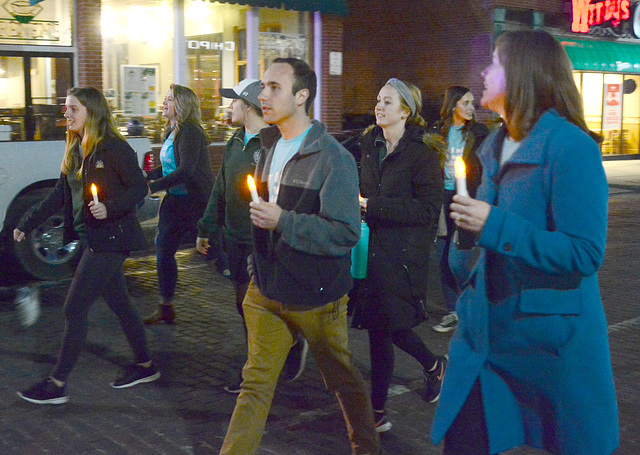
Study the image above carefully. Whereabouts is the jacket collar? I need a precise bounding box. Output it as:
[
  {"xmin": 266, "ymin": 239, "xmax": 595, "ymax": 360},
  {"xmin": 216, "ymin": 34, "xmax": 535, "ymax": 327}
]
[{"xmin": 362, "ymin": 123, "xmax": 425, "ymax": 153}]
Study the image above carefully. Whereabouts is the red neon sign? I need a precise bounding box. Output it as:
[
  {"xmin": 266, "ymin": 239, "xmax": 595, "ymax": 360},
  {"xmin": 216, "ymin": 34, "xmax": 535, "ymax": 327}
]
[{"xmin": 571, "ymin": 0, "xmax": 631, "ymax": 33}]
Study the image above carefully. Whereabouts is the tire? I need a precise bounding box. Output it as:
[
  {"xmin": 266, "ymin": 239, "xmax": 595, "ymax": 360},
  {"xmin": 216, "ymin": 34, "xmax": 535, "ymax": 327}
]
[{"xmin": 9, "ymin": 189, "xmax": 80, "ymax": 281}]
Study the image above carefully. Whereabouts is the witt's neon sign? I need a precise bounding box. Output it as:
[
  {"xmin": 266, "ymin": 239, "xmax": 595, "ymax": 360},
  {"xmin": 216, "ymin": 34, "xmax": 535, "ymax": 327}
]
[{"xmin": 571, "ymin": 0, "xmax": 631, "ymax": 33}]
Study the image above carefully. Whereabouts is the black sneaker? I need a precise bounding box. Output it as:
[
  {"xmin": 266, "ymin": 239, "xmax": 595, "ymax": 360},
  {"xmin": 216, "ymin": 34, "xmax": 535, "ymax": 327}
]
[
  {"xmin": 282, "ymin": 336, "xmax": 309, "ymax": 382},
  {"xmin": 18, "ymin": 377, "xmax": 68, "ymax": 405},
  {"xmin": 424, "ymin": 356, "xmax": 448, "ymax": 403},
  {"xmin": 224, "ymin": 373, "xmax": 243, "ymax": 394},
  {"xmin": 111, "ymin": 364, "xmax": 160, "ymax": 389},
  {"xmin": 374, "ymin": 409, "xmax": 392, "ymax": 433}
]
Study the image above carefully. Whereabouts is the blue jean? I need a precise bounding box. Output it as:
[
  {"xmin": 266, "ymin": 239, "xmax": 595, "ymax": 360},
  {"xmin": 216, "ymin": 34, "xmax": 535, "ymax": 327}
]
[
  {"xmin": 52, "ymin": 248, "xmax": 151, "ymax": 382},
  {"xmin": 437, "ymin": 190, "xmax": 459, "ymax": 313},
  {"xmin": 155, "ymin": 193, "xmax": 206, "ymax": 301}
]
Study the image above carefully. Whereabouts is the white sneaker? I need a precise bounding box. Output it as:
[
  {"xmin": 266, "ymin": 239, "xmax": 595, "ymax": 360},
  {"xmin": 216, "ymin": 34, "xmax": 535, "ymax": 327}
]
[
  {"xmin": 16, "ymin": 286, "xmax": 41, "ymax": 328},
  {"xmin": 432, "ymin": 312, "xmax": 458, "ymax": 333}
]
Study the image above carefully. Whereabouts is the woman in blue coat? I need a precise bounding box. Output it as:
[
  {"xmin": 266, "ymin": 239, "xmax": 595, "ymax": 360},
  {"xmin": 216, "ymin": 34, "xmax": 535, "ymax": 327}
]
[{"xmin": 431, "ymin": 30, "xmax": 619, "ymax": 454}]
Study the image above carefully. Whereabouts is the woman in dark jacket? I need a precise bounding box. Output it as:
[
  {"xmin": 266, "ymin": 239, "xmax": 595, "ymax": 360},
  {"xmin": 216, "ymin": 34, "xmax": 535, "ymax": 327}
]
[
  {"xmin": 430, "ymin": 86, "xmax": 489, "ymax": 333},
  {"xmin": 351, "ymin": 78, "xmax": 446, "ymax": 432},
  {"xmin": 15, "ymin": 87, "xmax": 158, "ymax": 405},
  {"xmin": 144, "ymin": 83, "xmax": 214, "ymax": 324}
]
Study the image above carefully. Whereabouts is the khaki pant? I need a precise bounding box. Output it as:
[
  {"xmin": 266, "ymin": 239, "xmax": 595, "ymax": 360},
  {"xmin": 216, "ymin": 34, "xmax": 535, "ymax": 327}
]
[{"xmin": 220, "ymin": 280, "xmax": 380, "ymax": 455}]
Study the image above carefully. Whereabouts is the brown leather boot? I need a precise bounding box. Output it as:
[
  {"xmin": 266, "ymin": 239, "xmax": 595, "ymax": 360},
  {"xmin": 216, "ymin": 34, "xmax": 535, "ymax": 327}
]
[{"xmin": 144, "ymin": 303, "xmax": 176, "ymax": 325}]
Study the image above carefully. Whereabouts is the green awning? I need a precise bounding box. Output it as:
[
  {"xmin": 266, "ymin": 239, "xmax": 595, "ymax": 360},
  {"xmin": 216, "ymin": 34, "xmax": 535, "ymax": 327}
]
[
  {"xmin": 209, "ymin": 0, "xmax": 348, "ymax": 16},
  {"xmin": 559, "ymin": 37, "xmax": 640, "ymax": 73}
]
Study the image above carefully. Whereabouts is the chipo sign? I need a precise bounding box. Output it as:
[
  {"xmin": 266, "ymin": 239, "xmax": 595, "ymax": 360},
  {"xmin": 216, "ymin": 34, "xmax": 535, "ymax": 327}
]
[{"xmin": 571, "ymin": 0, "xmax": 631, "ymax": 33}]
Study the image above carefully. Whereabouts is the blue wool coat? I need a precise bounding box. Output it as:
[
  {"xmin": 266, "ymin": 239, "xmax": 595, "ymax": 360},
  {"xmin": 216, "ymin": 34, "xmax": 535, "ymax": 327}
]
[{"xmin": 431, "ymin": 110, "xmax": 619, "ymax": 454}]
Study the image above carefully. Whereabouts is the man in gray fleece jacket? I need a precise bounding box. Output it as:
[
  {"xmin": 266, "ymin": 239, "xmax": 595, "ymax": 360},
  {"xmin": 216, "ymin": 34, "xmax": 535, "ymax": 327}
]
[{"xmin": 219, "ymin": 58, "xmax": 379, "ymax": 455}]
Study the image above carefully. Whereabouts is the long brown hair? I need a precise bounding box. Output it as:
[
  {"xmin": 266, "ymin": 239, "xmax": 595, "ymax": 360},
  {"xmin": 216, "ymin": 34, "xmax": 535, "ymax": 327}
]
[
  {"xmin": 496, "ymin": 30, "xmax": 588, "ymax": 141},
  {"xmin": 438, "ymin": 86, "xmax": 477, "ymax": 139},
  {"xmin": 61, "ymin": 87, "xmax": 124, "ymax": 177}
]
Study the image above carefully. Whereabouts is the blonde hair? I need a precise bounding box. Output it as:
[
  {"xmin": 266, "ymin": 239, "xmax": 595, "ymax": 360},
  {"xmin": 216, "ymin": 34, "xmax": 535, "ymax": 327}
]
[
  {"xmin": 164, "ymin": 83, "xmax": 204, "ymax": 140},
  {"xmin": 386, "ymin": 79, "xmax": 428, "ymax": 129},
  {"xmin": 61, "ymin": 87, "xmax": 124, "ymax": 178}
]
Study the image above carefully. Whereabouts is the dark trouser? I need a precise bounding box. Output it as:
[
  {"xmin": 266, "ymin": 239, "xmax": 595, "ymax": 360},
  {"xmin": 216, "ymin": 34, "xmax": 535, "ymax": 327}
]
[
  {"xmin": 368, "ymin": 328, "xmax": 437, "ymax": 410},
  {"xmin": 444, "ymin": 380, "xmax": 490, "ymax": 455},
  {"xmin": 437, "ymin": 190, "xmax": 460, "ymax": 313},
  {"xmin": 155, "ymin": 193, "xmax": 206, "ymax": 301},
  {"xmin": 51, "ymin": 248, "xmax": 151, "ymax": 382}
]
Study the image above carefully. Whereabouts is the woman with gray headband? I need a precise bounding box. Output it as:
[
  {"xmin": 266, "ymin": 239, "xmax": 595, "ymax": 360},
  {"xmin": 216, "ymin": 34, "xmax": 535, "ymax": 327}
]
[{"xmin": 350, "ymin": 78, "xmax": 447, "ymax": 433}]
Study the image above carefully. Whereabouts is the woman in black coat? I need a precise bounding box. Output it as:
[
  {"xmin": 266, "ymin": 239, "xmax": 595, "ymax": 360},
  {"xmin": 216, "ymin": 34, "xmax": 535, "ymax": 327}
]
[
  {"xmin": 351, "ymin": 78, "xmax": 445, "ymax": 432},
  {"xmin": 430, "ymin": 86, "xmax": 489, "ymax": 334},
  {"xmin": 144, "ymin": 84, "xmax": 214, "ymax": 324},
  {"xmin": 15, "ymin": 87, "xmax": 158, "ymax": 404}
]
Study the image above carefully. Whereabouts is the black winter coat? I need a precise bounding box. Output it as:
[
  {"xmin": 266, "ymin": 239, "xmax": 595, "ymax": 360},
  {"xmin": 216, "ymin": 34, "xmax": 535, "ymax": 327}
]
[
  {"xmin": 351, "ymin": 124, "xmax": 444, "ymax": 332},
  {"xmin": 18, "ymin": 135, "xmax": 147, "ymax": 253}
]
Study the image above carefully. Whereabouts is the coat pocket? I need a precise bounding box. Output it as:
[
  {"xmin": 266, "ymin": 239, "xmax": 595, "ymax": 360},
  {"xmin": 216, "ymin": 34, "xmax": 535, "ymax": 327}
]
[
  {"xmin": 518, "ymin": 287, "xmax": 582, "ymax": 316},
  {"xmin": 86, "ymin": 213, "xmax": 146, "ymax": 253}
]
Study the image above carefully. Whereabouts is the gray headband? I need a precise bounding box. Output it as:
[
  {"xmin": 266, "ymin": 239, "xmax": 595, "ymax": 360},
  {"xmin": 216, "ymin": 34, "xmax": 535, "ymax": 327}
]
[{"xmin": 386, "ymin": 78, "xmax": 417, "ymax": 117}]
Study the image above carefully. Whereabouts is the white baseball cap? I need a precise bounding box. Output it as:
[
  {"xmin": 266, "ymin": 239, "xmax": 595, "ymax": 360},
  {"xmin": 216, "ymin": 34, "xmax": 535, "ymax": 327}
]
[{"xmin": 219, "ymin": 79, "xmax": 261, "ymax": 109}]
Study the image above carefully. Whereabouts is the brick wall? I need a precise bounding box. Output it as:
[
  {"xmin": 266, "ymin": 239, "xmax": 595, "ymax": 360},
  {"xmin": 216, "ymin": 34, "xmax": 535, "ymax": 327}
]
[
  {"xmin": 343, "ymin": 0, "xmax": 566, "ymax": 125},
  {"xmin": 77, "ymin": 0, "xmax": 103, "ymax": 88},
  {"xmin": 343, "ymin": 0, "xmax": 495, "ymax": 125},
  {"xmin": 320, "ymin": 15, "xmax": 344, "ymax": 132}
]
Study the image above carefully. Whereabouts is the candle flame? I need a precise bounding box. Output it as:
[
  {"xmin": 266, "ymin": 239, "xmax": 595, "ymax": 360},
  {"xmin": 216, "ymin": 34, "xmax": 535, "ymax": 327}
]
[
  {"xmin": 454, "ymin": 157, "xmax": 466, "ymax": 178},
  {"xmin": 91, "ymin": 183, "xmax": 98, "ymax": 196},
  {"xmin": 247, "ymin": 175, "xmax": 257, "ymax": 192},
  {"xmin": 359, "ymin": 194, "xmax": 363, "ymax": 203}
]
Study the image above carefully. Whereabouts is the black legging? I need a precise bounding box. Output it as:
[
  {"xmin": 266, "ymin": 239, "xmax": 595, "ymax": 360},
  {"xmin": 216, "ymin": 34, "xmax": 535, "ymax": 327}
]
[
  {"xmin": 51, "ymin": 248, "xmax": 151, "ymax": 382},
  {"xmin": 368, "ymin": 328, "xmax": 437, "ymax": 410}
]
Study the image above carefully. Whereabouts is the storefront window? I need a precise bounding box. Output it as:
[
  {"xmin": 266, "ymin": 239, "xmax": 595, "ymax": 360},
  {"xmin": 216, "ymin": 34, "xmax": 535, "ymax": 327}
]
[
  {"xmin": 102, "ymin": 0, "xmax": 173, "ymax": 142},
  {"xmin": 575, "ymin": 71, "xmax": 640, "ymax": 156},
  {"xmin": 102, "ymin": 1, "xmax": 313, "ymax": 145},
  {"xmin": 185, "ymin": 1, "xmax": 243, "ymax": 142},
  {"xmin": 258, "ymin": 8, "xmax": 311, "ymax": 74},
  {"xmin": 0, "ymin": 0, "xmax": 73, "ymax": 46},
  {"xmin": 0, "ymin": 54, "xmax": 72, "ymax": 141}
]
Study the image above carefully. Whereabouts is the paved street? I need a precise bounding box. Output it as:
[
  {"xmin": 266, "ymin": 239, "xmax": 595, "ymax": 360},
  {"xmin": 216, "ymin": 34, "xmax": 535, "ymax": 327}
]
[{"xmin": 1, "ymin": 160, "xmax": 639, "ymax": 454}]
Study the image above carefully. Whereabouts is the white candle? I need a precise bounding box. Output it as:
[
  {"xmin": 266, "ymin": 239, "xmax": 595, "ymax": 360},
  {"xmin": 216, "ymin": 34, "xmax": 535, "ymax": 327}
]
[
  {"xmin": 91, "ymin": 184, "xmax": 99, "ymax": 204},
  {"xmin": 247, "ymin": 175, "xmax": 260, "ymax": 204},
  {"xmin": 454, "ymin": 157, "xmax": 469, "ymax": 197}
]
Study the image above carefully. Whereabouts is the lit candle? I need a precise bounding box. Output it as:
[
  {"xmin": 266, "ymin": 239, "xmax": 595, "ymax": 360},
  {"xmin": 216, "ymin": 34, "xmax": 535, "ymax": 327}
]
[
  {"xmin": 454, "ymin": 157, "xmax": 469, "ymax": 197},
  {"xmin": 247, "ymin": 175, "xmax": 260, "ymax": 204},
  {"xmin": 90, "ymin": 183, "xmax": 99, "ymax": 205}
]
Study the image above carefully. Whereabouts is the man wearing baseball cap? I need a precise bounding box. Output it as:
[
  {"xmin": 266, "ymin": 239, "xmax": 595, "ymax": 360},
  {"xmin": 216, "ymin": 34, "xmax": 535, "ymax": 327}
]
[
  {"xmin": 197, "ymin": 79, "xmax": 308, "ymax": 393},
  {"xmin": 219, "ymin": 78, "xmax": 263, "ymax": 109}
]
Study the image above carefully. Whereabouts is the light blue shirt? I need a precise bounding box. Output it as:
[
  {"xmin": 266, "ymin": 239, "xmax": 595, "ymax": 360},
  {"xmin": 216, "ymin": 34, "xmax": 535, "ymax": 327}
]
[
  {"xmin": 268, "ymin": 126, "xmax": 311, "ymax": 203},
  {"xmin": 160, "ymin": 131, "xmax": 187, "ymax": 196},
  {"xmin": 444, "ymin": 126, "xmax": 465, "ymax": 190},
  {"xmin": 244, "ymin": 130, "xmax": 258, "ymax": 144},
  {"xmin": 500, "ymin": 137, "xmax": 521, "ymax": 167}
]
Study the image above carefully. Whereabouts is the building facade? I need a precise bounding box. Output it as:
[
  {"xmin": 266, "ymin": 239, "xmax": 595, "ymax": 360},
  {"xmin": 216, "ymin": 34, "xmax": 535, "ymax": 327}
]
[
  {"xmin": 343, "ymin": 0, "xmax": 640, "ymax": 158},
  {"xmin": 0, "ymin": 0, "xmax": 347, "ymax": 145}
]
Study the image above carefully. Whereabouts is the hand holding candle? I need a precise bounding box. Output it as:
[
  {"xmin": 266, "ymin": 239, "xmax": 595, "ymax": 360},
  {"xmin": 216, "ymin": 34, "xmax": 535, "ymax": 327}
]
[
  {"xmin": 247, "ymin": 175, "xmax": 260, "ymax": 204},
  {"xmin": 91, "ymin": 183, "xmax": 99, "ymax": 204},
  {"xmin": 454, "ymin": 156, "xmax": 469, "ymax": 197}
]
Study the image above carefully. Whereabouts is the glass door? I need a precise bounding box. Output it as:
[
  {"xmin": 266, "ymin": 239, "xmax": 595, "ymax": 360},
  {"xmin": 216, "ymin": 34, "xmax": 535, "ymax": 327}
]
[{"xmin": 0, "ymin": 53, "xmax": 73, "ymax": 141}]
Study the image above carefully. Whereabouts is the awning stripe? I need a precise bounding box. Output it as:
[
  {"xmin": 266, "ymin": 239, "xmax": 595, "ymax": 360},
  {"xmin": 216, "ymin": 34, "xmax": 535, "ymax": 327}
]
[
  {"xmin": 560, "ymin": 37, "xmax": 640, "ymax": 73},
  {"xmin": 208, "ymin": 0, "xmax": 348, "ymax": 16}
]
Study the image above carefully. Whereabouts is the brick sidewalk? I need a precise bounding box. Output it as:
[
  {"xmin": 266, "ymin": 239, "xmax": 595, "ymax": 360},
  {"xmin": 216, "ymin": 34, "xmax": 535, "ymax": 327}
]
[{"xmin": 1, "ymin": 185, "xmax": 638, "ymax": 454}]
